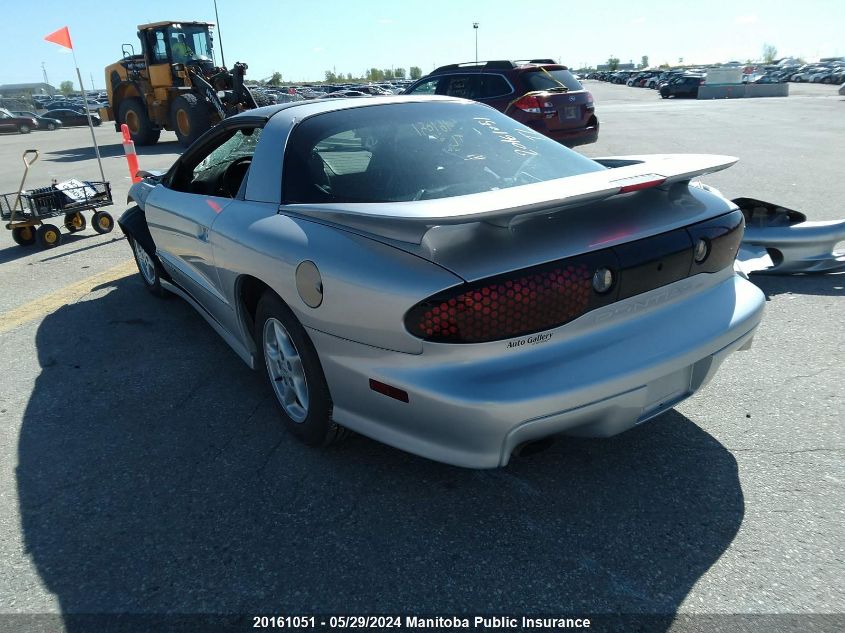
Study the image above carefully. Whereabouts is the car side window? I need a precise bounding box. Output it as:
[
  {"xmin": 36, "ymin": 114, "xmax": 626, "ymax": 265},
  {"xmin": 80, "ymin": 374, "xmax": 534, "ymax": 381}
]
[
  {"xmin": 170, "ymin": 127, "xmax": 262, "ymax": 198},
  {"xmin": 477, "ymin": 74, "xmax": 512, "ymax": 99},
  {"xmin": 409, "ymin": 77, "xmax": 440, "ymax": 95},
  {"xmin": 442, "ymin": 74, "xmax": 478, "ymax": 99}
]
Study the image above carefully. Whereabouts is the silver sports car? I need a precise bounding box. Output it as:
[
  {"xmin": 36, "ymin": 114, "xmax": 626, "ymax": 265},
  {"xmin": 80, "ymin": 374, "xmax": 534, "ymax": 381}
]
[{"xmin": 120, "ymin": 95, "xmax": 765, "ymax": 468}]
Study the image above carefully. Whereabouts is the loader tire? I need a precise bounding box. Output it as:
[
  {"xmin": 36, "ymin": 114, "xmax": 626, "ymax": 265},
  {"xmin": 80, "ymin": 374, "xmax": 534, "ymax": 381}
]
[
  {"xmin": 119, "ymin": 98, "xmax": 160, "ymax": 146},
  {"xmin": 171, "ymin": 94, "xmax": 211, "ymax": 148}
]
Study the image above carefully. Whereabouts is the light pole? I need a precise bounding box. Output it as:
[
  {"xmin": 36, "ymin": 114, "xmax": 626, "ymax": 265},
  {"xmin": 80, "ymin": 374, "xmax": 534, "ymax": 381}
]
[
  {"xmin": 213, "ymin": 0, "xmax": 226, "ymax": 68},
  {"xmin": 41, "ymin": 61, "xmax": 49, "ymax": 86},
  {"xmin": 473, "ymin": 22, "xmax": 479, "ymax": 64}
]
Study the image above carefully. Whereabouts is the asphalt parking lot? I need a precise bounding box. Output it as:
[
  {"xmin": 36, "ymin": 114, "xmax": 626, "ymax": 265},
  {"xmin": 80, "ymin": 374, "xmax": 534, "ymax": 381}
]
[{"xmin": 0, "ymin": 83, "xmax": 842, "ymax": 631}]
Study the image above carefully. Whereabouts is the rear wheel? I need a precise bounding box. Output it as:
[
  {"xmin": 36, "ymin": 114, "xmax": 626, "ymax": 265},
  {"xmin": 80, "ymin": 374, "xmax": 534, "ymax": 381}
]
[
  {"xmin": 255, "ymin": 292, "xmax": 345, "ymax": 447},
  {"xmin": 37, "ymin": 224, "xmax": 62, "ymax": 248},
  {"xmin": 12, "ymin": 226, "xmax": 36, "ymax": 246},
  {"xmin": 118, "ymin": 97, "xmax": 161, "ymax": 146},
  {"xmin": 92, "ymin": 211, "xmax": 114, "ymax": 234},
  {"xmin": 170, "ymin": 94, "xmax": 211, "ymax": 148}
]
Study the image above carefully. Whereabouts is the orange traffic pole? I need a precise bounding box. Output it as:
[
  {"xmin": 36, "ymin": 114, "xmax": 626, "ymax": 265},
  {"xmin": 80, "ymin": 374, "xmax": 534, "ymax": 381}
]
[{"xmin": 121, "ymin": 124, "xmax": 142, "ymax": 183}]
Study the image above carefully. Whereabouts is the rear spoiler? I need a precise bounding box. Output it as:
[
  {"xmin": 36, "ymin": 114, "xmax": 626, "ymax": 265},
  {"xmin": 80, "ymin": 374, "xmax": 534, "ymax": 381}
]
[{"xmin": 279, "ymin": 154, "xmax": 737, "ymax": 243}]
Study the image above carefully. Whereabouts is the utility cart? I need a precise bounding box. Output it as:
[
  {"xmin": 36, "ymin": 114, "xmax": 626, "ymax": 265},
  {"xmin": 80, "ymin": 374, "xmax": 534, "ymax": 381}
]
[{"xmin": 1, "ymin": 150, "xmax": 115, "ymax": 249}]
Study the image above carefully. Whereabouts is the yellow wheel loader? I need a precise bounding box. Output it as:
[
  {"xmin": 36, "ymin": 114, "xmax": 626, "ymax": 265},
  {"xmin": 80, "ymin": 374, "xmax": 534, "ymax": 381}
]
[{"xmin": 100, "ymin": 21, "xmax": 266, "ymax": 147}]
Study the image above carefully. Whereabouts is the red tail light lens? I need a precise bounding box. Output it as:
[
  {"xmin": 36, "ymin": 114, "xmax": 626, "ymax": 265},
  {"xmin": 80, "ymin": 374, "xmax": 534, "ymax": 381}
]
[
  {"xmin": 405, "ymin": 252, "xmax": 618, "ymax": 344},
  {"xmin": 512, "ymin": 95, "xmax": 542, "ymax": 113},
  {"xmin": 404, "ymin": 210, "xmax": 743, "ymax": 345}
]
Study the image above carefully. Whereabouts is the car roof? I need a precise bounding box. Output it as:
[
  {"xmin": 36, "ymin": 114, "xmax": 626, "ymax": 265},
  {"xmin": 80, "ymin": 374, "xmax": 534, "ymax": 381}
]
[
  {"xmin": 428, "ymin": 60, "xmax": 568, "ymax": 75},
  {"xmin": 234, "ymin": 94, "xmax": 468, "ymax": 123}
]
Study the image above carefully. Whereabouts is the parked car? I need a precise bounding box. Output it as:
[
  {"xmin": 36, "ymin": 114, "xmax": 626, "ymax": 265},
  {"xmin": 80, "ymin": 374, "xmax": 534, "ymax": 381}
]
[
  {"xmin": 660, "ymin": 75, "xmax": 704, "ymax": 98},
  {"xmin": 809, "ymin": 69, "xmax": 835, "ymax": 83},
  {"xmin": 47, "ymin": 109, "xmax": 101, "ymax": 127},
  {"xmin": 119, "ymin": 95, "xmax": 765, "ymax": 468},
  {"xmin": 11, "ymin": 111, "xmax": 62, "ymax": 131},
  {"xmin": 0, "ymin": 108, "xmax": 38, "ymax": 133},
  {"xmin": 404, "ymin": 59, "xmax": 598, "ymax": 147},
  {"xmin": 44, "ymin": 100, "xmax": 83, "ymax": 111}
]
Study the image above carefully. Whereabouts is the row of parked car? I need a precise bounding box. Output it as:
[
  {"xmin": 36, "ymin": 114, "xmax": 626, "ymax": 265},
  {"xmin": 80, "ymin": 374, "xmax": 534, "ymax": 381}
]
[
  {"xmin": 786, "ymin": 62, "xmax": 845, "ymax": 84},
  {"xmin": 589, "ymin": 70, "xmax": 706, "ymax": 98},
  {"xmin": 249, "ymin": 80, "xmax": 415, "ymax": 104}
]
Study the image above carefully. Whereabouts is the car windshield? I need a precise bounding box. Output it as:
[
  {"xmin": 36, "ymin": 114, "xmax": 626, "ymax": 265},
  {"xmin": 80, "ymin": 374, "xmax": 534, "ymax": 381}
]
[
  {"xmin": 521, "ymin": 68, "xmax": 583, "ymax": 92},
  {"xmin": 283, "ymin": 101, "xmax": 605, "ymax": 204}
]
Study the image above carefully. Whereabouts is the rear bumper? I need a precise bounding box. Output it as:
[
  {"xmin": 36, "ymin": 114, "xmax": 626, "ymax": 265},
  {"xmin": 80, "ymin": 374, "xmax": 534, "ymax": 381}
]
[
  {"xmin": 547, "ymin": 123, "xmax": 599, "ymax": 147},
  {"xmin": 310, "ymin": 270, "xmax": 765, "ymax": 469}
]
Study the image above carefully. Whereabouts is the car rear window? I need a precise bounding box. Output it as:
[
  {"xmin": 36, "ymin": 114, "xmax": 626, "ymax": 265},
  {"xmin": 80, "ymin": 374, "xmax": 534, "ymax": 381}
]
[
  {"xmin": 283, "ymin": 101, "xmax": 604, "ymax": 204},
  {"xmin": 521, "ymin": 68, "xmax": 583, "ymax": 92}
]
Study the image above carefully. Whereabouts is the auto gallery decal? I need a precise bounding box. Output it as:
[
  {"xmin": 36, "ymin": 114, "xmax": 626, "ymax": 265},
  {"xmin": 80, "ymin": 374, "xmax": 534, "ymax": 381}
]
[{"xmin": 506, "ymin": 332, "xmax": 553, "ymax": 349}]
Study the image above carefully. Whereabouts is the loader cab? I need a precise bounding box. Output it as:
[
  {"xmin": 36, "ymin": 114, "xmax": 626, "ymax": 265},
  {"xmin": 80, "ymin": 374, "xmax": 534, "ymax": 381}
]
[{"xmin": 138, "ymin": 22, "xmax": 216, "ymax": 86}]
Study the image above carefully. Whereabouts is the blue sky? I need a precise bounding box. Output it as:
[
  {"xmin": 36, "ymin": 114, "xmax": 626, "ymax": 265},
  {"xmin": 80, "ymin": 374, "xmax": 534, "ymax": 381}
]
[{"xmin": 1, "ymin": 0, "xmax": 842, "ymax": 88}]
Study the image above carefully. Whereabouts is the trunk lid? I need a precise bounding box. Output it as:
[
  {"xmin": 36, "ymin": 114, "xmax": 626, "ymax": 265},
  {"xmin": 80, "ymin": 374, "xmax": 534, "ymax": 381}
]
[{"xmin": 280, "ymin": 154, "xmax": 738, "ymax": 282}]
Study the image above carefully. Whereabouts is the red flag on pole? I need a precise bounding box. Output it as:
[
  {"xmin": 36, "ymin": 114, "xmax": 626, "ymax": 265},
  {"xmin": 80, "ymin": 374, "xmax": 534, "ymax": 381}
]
[{"xmin": 44, "ymin": 26, "xmax": 73, "ymax": 49}]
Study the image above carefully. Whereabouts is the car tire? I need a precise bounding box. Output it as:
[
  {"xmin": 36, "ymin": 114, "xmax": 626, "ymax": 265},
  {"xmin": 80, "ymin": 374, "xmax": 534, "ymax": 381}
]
[
  {"xmin": 19, "ymin": 124, "xmax": 31, "ymax": 134},
  {"xmin": 254, "ymin": 291, "xmax": 346, "ymax": 447},
  {"xmin": 130, "ymin": 236, "xmax": 169, "ymax": 298},
  {"xmin": 64, "ymin": 212, "xmax": 86, "ymax": 233},
  {"xmin": 118, "ymin": 97, "xmax": 160, "ymax": 146},
  {"xmin": 11, "ymin": 226, "xmax": 37, "ymax": 246},
  {"xmin": 92, "ymin": 211, "xmax": 114, "ymax": 234},
  {"xmin": 170, "ymin": 94, "xmax": 211, "ymax": 148},
  {"xmin": 37, "ymin": 224, "xmax": 62, "ymax": 248},
  {"xmin": 46, "ymin": 122, "xmax": 56, "ymax": 131}
]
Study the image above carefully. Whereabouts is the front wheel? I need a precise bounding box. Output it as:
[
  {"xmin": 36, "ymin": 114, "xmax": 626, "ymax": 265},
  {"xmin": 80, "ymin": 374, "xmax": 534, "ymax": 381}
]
[
  {"xmin": 92, "ymin": 211, "xmax": 114, "ymax": 234},
  {"xmin": 64, "ymin": 212, "xmax": 86, "ymax": 233},
  {"xmin": 130, "ymin": 236, "xmax": 169, "ymax": 298},
  {"xmin": 37, "ymin": 224, "xmax": 62, "ymax": 248},
  {"xmin": 19, "ymin": 124, "xmax": 31, "ymax": 134},
  {"xmin": 255, "ymin": 292, "xmax": 345, "ymax": 446},
  {"xmin": 170, "ymin": 94, "xmax": 211, "ymax": 147},
  {"xmin": 46, "ymin": 122, "xmax": 57, "ymax": 131}
]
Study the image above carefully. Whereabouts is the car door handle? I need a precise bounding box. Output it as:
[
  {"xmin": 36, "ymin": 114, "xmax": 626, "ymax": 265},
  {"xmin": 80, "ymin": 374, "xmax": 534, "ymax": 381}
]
[{"xmin": 198, "ymin": 226, "xmax": 209, "ymax": 242}]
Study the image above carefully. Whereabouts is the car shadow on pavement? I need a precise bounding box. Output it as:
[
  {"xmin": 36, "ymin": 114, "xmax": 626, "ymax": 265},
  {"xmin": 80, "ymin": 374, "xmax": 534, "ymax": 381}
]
[
  {"xmin": 750, "ymin": 272, "xmax": 845, "ymax": 298},
  {"xmin": 17, "ymin": 277, "xmax": 744, "ymax": 631},
  {"xmin": 45, "ymin": 142, "xmax": 182, "ymax": 162}
]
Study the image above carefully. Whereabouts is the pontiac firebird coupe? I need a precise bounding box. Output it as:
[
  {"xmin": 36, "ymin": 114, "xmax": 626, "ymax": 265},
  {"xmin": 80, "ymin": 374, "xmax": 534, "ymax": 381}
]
[{"xmin": 120, "ymin": 95, "xmax": 765, "ymax": 468}]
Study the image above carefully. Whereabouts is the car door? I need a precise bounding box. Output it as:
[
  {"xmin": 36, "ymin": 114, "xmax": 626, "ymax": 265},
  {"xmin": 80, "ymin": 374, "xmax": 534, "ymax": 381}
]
[
  {"xmin": 0, "ymin": 111, "xmax": 14, "ymax": 132},
  {"xmin": 144, "ymin": 122, "xmax": 263, "ymax": 324}
]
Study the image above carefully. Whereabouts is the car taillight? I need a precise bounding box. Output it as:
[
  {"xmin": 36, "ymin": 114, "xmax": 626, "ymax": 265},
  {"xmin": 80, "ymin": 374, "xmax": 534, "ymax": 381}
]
[
  {"xmin": 404, "ymin": 210, "xmax": 745, "ymax": 344},
  {"xmin": 512, "ymin": 95, "xmax": 542, "ymax": 114},
  {"xmin": 405, "ymin": 251, "xmax": 618, "ymax": 344},
  {"xmin": 585, "ymin": 91, "xmax": 595, "ymax": 109}
]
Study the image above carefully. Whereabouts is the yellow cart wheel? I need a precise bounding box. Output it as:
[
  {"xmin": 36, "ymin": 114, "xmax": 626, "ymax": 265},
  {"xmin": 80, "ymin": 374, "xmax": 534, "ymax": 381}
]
[
  {"xmin": 64, "ymin": 212, "xmax": 87, "ymax": 233},
  {"xmin": 11, "ymin": 226, "xmax": 37, "ymax": 246},
  {"xmin": 37, "ymin": 224, "xmax": 62, "ymax": 249},
  {"xmin": 92, "ymin": 211, "xmax": 114, "ymax": 234}
]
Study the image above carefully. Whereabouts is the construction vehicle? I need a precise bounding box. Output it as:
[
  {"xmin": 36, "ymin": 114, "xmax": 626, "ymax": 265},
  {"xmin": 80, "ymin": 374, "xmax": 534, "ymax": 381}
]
[{"xmin": 100, "ymin": 21, "xmax": 266, "ymax": 147}]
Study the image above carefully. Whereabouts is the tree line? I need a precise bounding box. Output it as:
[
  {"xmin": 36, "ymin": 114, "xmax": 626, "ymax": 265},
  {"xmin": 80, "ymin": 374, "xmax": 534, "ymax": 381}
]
[{"xmin": 263, "ymin": 66, "xmax": 423, "ymax": 86}]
